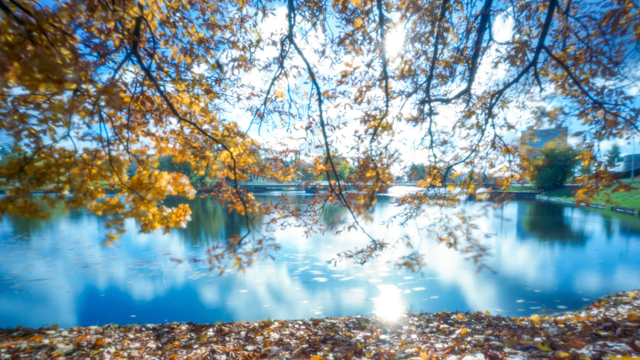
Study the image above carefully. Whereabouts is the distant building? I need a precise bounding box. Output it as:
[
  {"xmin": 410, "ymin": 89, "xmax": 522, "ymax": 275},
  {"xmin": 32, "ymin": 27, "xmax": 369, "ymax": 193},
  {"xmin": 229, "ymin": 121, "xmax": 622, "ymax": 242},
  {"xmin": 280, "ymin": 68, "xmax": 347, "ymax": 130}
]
[
  {"xmin": 615, "ymin": 153, "xmax": 640, "ymax": 173},
  {"xmin": 520, "ymin": 125, "xmax": 568, "ymax": 151}
]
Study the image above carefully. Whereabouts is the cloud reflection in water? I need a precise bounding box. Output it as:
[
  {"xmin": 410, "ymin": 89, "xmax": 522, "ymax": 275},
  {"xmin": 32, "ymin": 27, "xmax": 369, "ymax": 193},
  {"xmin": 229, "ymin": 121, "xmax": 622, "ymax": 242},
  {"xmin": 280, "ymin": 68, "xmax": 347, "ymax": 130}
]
[{"xmin": 0, "ymin": 195, "xmax": 639, "ymax": 328}]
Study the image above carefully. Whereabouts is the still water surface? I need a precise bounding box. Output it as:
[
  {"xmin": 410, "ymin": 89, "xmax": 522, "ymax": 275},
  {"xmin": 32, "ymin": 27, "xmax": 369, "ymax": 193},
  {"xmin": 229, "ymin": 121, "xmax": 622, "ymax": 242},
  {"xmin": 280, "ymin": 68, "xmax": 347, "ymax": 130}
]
[{"xmin": 1, "ymin": 189, "xmax": 639, "ymax": 328}]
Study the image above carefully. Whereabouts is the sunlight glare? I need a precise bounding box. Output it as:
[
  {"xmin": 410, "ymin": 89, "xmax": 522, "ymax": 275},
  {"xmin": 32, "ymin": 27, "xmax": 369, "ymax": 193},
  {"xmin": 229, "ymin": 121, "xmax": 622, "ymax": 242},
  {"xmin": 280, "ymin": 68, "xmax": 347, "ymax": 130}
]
[
  {"xmin": 192, "ymin": 63, "xmax": 208, "ymax": 74},
  {"xmin": 374, "ymin": 284, "xmax": 404, "ymax": 322},
  {"xmin": 385, "ymin": 27, "xmax": 405, "ymax": 57}
]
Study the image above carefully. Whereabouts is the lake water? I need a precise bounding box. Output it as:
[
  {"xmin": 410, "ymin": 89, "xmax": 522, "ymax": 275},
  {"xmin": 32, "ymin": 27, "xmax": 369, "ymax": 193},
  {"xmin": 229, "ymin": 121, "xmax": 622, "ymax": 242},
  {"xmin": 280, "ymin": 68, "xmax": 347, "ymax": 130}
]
[{"xmin": 1, "ymin": 189, "xmax": 639, "ymax": 328}]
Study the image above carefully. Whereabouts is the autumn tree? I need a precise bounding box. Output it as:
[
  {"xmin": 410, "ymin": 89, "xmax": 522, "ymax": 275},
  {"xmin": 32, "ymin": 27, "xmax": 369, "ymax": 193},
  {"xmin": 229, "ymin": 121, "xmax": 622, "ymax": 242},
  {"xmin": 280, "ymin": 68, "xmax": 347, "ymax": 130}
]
[
  {"xmin": 1, "ymin": 0, "xmax": 639, "ymax": 271},
  {"xmin": 157, "ymin": 155, "xmax": 213, "ymax": 189},
  {"xmin": 317, "ymin": 155, "xmax": 354, "ymax": 181},
  {"xmin": 405, "ymin": 164, "xmax": 426, "ymax": 182}
]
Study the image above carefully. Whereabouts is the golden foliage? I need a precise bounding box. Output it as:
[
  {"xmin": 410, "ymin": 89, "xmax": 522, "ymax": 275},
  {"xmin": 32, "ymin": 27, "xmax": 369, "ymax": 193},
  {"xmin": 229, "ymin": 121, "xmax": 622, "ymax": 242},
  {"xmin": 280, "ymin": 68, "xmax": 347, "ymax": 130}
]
[{"xmin": 0, "ymin": 0, "xmax": 638, "ymax": 268}]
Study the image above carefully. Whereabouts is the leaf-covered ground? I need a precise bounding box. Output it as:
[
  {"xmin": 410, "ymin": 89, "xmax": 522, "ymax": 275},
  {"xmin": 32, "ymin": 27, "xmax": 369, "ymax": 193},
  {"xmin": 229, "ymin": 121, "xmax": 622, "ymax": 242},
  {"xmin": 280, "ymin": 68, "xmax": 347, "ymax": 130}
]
[{"xmin": 1, "ymin": 290, "xmax": 638, "ymax": 360}]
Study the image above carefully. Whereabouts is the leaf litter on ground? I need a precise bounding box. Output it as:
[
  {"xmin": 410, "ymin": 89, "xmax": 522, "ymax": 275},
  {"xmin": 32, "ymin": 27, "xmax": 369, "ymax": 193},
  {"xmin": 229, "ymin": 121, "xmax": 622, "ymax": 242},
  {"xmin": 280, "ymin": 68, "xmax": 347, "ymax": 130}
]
[{"xmin": 0, "ymin": 290, "xmax": 639, "ymax": 359}]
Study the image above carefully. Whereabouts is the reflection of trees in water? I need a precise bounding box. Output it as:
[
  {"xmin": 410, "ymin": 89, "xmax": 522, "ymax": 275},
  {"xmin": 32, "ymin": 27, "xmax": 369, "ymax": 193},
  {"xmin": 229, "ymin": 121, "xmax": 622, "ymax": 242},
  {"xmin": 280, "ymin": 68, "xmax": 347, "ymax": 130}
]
[
  {"xmin": 5, "ymin": 202, "xmax": 69, "ymax": 240},
  {"xmin": 599, "ymin": 210, "xmax": 640, "ymax": 240},
  {"xmin": 163, "ymin": 196, "xmax": 262, "ymax": 247},
  {"xmin": 163, "ymin": 196, "xmax": 225, "ymax": 246},
  {"xmin": 518, "ymin": 201, "xmax": 586, "ymax": 246},
  {"xmin": 321, "ymin": 195, "xmax": 396, "ymax": 228},
  {"xmin": 322, "ymin": 205, "xmax": 348, "ymax": 228},
  {"xmin": 520, "ymin": 202, "xmax": 640, "ymax": 242}
]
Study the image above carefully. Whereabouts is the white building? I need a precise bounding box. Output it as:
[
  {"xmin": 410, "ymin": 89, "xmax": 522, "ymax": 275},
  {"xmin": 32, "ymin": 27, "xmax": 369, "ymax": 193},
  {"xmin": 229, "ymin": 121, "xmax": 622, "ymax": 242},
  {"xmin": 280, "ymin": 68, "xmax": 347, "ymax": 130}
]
[{"xmin": 615, "ymin": 153, "xmax": 640, "ymax": 173}]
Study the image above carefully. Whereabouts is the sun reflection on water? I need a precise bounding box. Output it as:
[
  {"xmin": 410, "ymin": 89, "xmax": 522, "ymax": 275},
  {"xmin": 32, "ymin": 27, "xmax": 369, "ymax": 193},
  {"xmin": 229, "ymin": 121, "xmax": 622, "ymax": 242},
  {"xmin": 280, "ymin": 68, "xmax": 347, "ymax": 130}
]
[{"xmin": 374, "ymin": 285, "xmax": 404, "ymax": 322}]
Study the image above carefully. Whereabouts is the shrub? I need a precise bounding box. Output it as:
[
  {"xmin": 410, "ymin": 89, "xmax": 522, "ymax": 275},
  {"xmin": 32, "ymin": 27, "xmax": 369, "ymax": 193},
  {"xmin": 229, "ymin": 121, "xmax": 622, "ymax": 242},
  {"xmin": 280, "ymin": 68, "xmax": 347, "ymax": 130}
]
[{"xmin": 529, "ymin": 146, "xmax": 579, "ymax": 191}]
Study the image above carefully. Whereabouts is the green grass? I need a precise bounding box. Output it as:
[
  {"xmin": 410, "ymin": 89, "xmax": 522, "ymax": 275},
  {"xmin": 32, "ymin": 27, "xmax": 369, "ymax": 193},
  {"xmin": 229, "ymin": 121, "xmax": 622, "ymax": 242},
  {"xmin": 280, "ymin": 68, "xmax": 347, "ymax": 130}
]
[
  {"xmin": 543, "ymin": 184, "xmax": 640, "ymax": 209},
  {"xmin": 507, "ymin": 185, "xmax": 538, "ymax": 192},
  {"xmin": 541, "ymin": 187, "xmax": 574, "ymax": 199}
]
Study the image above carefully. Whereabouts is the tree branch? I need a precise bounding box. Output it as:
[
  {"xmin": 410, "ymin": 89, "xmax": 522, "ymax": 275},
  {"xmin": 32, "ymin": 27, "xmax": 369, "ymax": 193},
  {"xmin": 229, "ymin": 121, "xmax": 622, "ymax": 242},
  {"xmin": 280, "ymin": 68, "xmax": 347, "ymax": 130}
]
[
  {"xmin": 129, "ymin": 7, "xmax": 254, "ymax": 235},
  {"xmin": 488, "ymin": 0, "xmax": 558, "ymax": 115},
  {"xmin": 543, "ymin": 46, "xmax": 630, "ymax": 125},
  {"xmin": 424, "ymin": 0, "xmax": 450, "ymax": 101},
  {"xmin": 369, "ymin": 0, "xmax": 391, "ymax": 142},
  {"xmin": 286, "ymin": 0, "xmax": 380, "ymax": 252},
  {"xmin": 425, "ymin": 0, "xmax": 494, "ymax": 105}
]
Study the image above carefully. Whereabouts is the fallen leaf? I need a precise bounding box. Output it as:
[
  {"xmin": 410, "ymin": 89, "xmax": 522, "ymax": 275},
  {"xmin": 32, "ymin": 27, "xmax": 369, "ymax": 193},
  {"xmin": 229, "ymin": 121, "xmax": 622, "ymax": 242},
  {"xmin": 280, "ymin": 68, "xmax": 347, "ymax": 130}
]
[
  {"xmin": 504, "ymin": 338, "xmax": 518, "ymax": 348},
  {"xmin": 536, "ymin": 342, "xmax": 552, "ymax": 352},
  {"xmin": 567, "ymin": 339, "xmax": 585, "ymax": 349}
]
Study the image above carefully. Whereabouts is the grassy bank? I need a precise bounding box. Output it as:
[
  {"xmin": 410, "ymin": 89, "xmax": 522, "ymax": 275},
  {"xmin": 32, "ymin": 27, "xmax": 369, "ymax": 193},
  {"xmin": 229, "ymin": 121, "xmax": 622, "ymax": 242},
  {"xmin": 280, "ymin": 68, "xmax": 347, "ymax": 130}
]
[
  {"xmin": 1, "ymin": 290, "xmax": 638, "ymax": 359},
  {"xmin": 506, "ymin": 185, "xmax": 538, "ymax": 193},
  {"xmin": 543, "ymin": 183, "xmax": 640, "ymax": 209}
]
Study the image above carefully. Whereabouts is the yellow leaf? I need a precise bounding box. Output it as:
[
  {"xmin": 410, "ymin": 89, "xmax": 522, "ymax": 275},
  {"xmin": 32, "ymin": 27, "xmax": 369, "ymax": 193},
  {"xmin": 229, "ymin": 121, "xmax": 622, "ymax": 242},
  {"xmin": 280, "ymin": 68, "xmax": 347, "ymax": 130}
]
[
  {"xmin": 456, "ymin": 314, "xmax": 464, "ymax": 320},
  {"xmin": 536, "ymin": 342, "xmax": 552, "ymax": 352},
  {"xmin": 419, "ymin": 351, "xmax": 430, "ymax": 360},
  {"xmin": 310, "ymin": 356, "xmax": 326, "ymax": 360},
  {"xmin": 460, "ymin": 327, "xmax": 468, "ymax": 335},
  {"xmin": 503, "ymin": 338, "xmax": 518, "ymax": 348},
  {"xmin": 629, "ymin": 292, "xmax": 636, "ymax": 297},
  {"xmin": 530, "ymin": 314, "xmax": 540, "ymax": 322},
  {"xmin": 354, "ymin": 17, "xmax": 363, "ymax": 28},
  {"xmin": 350, "ymin": 0, "xmax": 361, "ymax": 6}
]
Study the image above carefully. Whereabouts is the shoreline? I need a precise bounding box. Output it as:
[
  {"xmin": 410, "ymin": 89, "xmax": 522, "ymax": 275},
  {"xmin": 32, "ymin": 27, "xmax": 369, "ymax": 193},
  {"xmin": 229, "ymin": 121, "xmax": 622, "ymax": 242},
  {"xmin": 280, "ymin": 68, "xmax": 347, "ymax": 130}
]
[
  {"xmin": 536, "ymin": 194, "xmax": 640, "ymax": 216},
  {"xmin": 1, "ymin": 290, "xmax": 638, "ymax": 359},
  {"xmin": 489, "ymin": 185, "xmax": 640, "ymax": 217}
]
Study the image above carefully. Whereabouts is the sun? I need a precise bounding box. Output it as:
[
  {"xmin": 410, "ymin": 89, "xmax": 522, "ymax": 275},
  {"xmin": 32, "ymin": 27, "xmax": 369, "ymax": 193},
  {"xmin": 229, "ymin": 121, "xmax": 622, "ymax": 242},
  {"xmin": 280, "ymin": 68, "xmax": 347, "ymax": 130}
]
[
  {"xmin": 385, "ymin": 26, "xmax": 405, "ymax": 57},
  {"xmin": 374, "ymin": 285, "xmax": 404, "ymax": 322}
]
